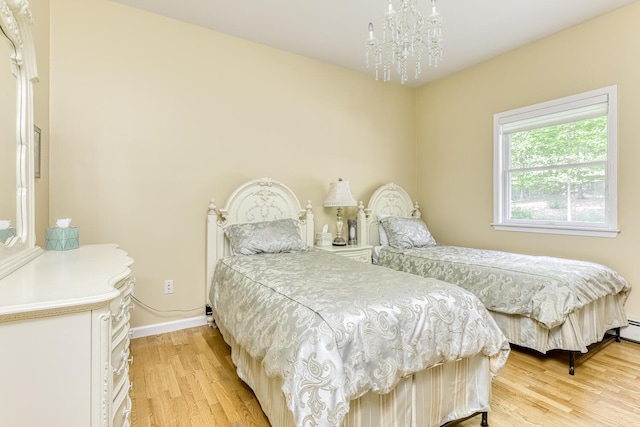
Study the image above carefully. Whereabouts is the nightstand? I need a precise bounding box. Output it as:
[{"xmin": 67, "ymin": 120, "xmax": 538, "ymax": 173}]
[{"xmin": 315, "ymin": 244, "xmax": 373, "ymax": 264}]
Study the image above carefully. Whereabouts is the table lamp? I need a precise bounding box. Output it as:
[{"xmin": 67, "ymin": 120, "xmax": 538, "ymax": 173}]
[{"xmin": 323, "ymin": 178, "xmax": 357, "ymax": 246}]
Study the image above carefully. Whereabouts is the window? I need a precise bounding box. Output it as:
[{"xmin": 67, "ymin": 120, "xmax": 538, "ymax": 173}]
[{"xmin": 493, "ymin": 86, "xmax": 618, "ymax": 237}]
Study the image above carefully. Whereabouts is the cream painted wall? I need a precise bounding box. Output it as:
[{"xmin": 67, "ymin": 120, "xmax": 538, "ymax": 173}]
[
  {"xmin": 416, "ymin": 3, "xmax": 640, "ymax": 321},
  {"xmin": 49, "ymin": 0, "xmax": 416, "ymax": 328}
]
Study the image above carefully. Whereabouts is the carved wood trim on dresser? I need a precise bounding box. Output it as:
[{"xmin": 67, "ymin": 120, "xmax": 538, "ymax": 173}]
[{"xmin": 0, "ymin": 244, "xmax": 134, "ymax": 427}]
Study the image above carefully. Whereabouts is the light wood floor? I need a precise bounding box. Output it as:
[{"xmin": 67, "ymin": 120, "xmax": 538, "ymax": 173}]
[{"xmin": 129, "ymin": 326, "xmax": 640, "ymax": 427}]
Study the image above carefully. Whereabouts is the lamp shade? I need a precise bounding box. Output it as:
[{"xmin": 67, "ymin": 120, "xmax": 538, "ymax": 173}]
[{"xmin": 324, "ymin": 179, "xmax": 357, "ymax": 207}]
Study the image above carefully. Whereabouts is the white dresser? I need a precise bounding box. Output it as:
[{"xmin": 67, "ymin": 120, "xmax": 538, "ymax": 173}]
[{"xmin": 0, "ymin": 244, "xmax": 134, "ymax": 427}]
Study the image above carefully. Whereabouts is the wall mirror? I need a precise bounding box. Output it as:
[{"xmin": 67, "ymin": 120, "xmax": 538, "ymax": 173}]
[{"xmin": 0, "ymin": 0, "xmax": 42, "ymax": 279}]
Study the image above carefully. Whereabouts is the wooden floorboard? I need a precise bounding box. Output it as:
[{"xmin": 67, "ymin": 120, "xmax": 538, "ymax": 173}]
[{"xmin": 129, "ymin": 326, "xmax": 640, "ymax": 427}]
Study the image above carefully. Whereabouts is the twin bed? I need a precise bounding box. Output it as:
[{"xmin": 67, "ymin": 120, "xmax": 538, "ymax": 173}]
[
  {"xmin": 206, "ymin": 177, "xmax": 510, "ymax": 427},
  {"xmin": 358, "ymin": 182, "xmax": 631, "ymax": 375},
  {"xmin": 205, "ymin": 177, "xmax": 630, "ymax": 426}
]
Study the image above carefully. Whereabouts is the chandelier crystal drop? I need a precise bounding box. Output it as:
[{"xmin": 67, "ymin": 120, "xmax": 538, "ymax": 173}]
[{"xmin": 366, "ymin": 0, "xmax": 443, "ymax": 84}]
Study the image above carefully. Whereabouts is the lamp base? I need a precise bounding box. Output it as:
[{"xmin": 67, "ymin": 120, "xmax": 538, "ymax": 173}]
[{"xmin": 332, "ymin": 236, "xmax": 347, "ymax": 246}]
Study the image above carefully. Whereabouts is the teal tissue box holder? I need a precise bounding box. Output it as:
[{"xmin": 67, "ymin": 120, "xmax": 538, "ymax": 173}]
[
  {"xmin": 45, "ymin": 227, "xmax": 79, "ymax": 251},
  {"xmin": 0, "ymin": 228, "xmax": 16, "ymax": 244}
]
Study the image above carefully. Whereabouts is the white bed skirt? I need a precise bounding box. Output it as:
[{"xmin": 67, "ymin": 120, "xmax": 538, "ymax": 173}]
[
  {"xmin": 219, "ymin": 324, "xmax": 492, "ymax": 427},
  {"xmin": 490, "ymin": 293, "xmax": 628, "ymax": 354}
]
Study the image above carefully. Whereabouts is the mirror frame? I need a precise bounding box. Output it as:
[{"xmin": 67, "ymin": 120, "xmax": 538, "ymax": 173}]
[{"xmin": 0, "ymin": 0, "xmax": 42, "ymax": 279}]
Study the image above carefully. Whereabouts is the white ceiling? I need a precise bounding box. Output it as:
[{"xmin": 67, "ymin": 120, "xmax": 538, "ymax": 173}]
[{"xmin": 113, "ymin": 0, "xmax": 637, "ymax": 87}]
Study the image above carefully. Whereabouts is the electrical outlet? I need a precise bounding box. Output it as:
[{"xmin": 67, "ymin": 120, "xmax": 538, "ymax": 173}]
[{"xmin": 164, "ymin": 279, "xmax": 174, "ymax": 294}]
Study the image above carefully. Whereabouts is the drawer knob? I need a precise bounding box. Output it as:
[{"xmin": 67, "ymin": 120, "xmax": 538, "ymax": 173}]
[
  {"xmin": 113, "ymin": 348, "xmax": 131, "ymax": 375},
  {"xmin": 112, "ymin": 296, "xmax": 134, "ymax": 322}
]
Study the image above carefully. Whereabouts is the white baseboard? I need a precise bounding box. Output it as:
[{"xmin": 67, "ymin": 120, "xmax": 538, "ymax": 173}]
[
  {"xmin": 620, "ymin": 319, "xmax": 640, "ymax": 343},
  {"xmin": 130, "ymin": 315, "xmax": 208, "ymax": 339}
]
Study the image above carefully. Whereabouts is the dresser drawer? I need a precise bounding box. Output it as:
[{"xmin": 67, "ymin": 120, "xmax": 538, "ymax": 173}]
[
  {"xmin": 111, "ymin": 275, "xmax": 134, "ymax": 298},
  {"xmin": 112, "ymin": 307, "xmax": 131, "ymax": 339},
  {"xmin": 112, "ymin": 384, "xmax": 132, "ymax": 427},
  {"xmin": 111, "ymin": 278, "xmax": 134, "ymax": 336},
  {"xmin": 111, "ymin": 327, "xmax": 132, "ymax": 388},
  {"xmin": 112, "ymin": 362, "xmax": 130, "ymax": 400},
  {"xmin": 315, "ymin": 245, "xmax": 373, "ymax": 264},
  {"xmin": 341, "ymin": 250, "xmax": 372, "ymax": 263}
]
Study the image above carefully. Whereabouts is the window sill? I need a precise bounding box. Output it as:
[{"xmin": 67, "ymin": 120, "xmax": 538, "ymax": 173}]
[{"xmin": 491, "ymin": 223, "xmax": 620, "ymax": 238}]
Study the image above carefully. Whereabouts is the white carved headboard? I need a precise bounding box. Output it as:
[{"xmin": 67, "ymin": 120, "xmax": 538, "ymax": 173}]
[
  {"xmin": 358, "ymin": 183, "xmax": 421, "ymax": 247},
  {"xmin": 206, "ymin": 177, "xmax": 314, "ymax": 303}
]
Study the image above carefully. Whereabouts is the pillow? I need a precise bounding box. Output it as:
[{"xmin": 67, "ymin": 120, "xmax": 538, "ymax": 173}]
[
  {"xmin": 377, "ymin": 214, "xmax": 390, "ymax": 246},
  {"xmin": 224, "ymin": 218, "xmax": 308, "ymax": 255},
  {"xmin": 378, "ymin": 216, "xmax": 437, "ymax": 249}
]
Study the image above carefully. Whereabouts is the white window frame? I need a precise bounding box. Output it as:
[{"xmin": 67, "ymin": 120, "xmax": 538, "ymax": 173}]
[{"xmin": 492, "ymin": 86, "xmax": 619, "ymax": 238}]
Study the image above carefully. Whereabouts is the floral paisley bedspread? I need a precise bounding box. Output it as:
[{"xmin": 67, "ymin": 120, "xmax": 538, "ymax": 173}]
[
  {"xmin": 378, "ymin": 245, "xmax": 631, "ymax": 329},
  {"xmin": 211, "ymin": 249, "xmax": 510, "ymax": 427}
]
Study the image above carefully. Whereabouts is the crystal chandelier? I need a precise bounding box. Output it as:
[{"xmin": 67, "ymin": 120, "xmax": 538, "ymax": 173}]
[{"xmin": 366, "ymin": 0, "xmax": 443, "ymax": 84}]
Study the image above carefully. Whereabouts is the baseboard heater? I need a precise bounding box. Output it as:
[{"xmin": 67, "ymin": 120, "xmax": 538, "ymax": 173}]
[{"xmin": 620, "ymin": 319, "xmax": 640, "ymax": 343}]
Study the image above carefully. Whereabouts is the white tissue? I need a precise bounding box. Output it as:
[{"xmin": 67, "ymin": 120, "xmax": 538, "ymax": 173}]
[
  {"xmin": 321, "ymin": 224, "xmax": 328, "ymax": 234},
  {"xmin": 0, "ymin": 219, "xmax": 11, "ymax": 230},
  {"xmin": 56, "ymin": 218, "xmax": 72, "ymax": 228}
]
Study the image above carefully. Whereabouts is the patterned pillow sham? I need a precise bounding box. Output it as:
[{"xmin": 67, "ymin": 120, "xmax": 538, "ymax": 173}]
[
  {"xmin": 379, "ymin": 216, "xmax": 437, "ymax": 249},
  {"xmin": 224, "ymin": 218, "xmax": 308, "ymax": 255},
  {"xmin": 377, "ymin": 214, "xmax": 390, "ymax": 246}
]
